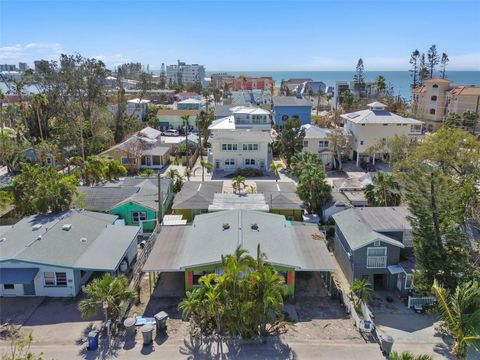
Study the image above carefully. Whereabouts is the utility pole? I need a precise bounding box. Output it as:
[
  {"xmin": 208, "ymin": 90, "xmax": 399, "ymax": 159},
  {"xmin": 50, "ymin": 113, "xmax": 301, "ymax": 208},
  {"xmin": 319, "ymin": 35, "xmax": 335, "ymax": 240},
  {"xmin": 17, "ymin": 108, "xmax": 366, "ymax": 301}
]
[{"xmin": 157, "ymin": 173, "xmax": 163, "ymax": 229}]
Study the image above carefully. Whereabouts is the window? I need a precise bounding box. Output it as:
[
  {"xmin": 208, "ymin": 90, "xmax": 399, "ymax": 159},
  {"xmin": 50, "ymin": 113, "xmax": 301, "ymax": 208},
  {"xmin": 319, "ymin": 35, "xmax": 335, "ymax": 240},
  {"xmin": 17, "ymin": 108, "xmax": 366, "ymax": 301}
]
[
  {"xmin": 366, "ymin": 247, "xmax": 387, "ymax": 268},
  {"xmin": 431, "ymin": 95, "xmax": 437, "ymax": 101},
  {"xmin": 361, "ymin": 124, "xmax": 366, "ymax": 126},
  {"xmin": 303, "ymin": 140, "xmax": 309, "ymax": 147},
  {"xmin": 132, "ymin": 211, "xmax": 147, "ymax": 223},
  {"xmin": 432, "ymin": 84, "xmax": 438, "ymax": 88},
  {"xmin": 373, "ymin": 240, "xmax": 381, "ymax": 247},
  {"xmin": 360, "ymin": 140, "xmax": 364, "ymax": 145},
  {"xmin": 244, "ymin": 159, "xmax": 256, "ymax": 166},
  {"xmin": 429, "ymin": 109, "xmax": 436, "ymax": 115},
  {"xmin": 44, "ymin": 272, "xmax": 67, "ymax": 287},
  {"xmin": 405, "ymin": 274, "xmax": 413, "ymax": 289},
  {"xmin": 403, "ymin": 231, "xmax": 413, "ymax": 247},
  {"xmin": 3, "ymin": 284, "xmax": 14, "ymax": 290},
  {"xmin": 224, "ymin": 159, "xmax": 235, "ymax": 166},
  {"xmin": 121, "ymin": 157, "xmax": 136, "ymax": 165},
  {"xmin": 319, "ymin": 141, "xmax": 329, "ymax": 148},
  {"xmin": 410, "ymin": 124, "xmax": 422, "ymax": 133},
  {"xmin": 242, "ymin": 144, "xmax": 259, "ymax": 151},
  {"xmin": 383, "ymin": 123, "xmax": 388, "ymax": 126}
]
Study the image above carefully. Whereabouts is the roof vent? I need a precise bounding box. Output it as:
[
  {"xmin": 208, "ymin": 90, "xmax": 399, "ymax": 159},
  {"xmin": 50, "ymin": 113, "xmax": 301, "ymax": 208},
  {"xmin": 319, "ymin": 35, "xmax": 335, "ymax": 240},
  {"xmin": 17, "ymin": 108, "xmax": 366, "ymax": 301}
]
[
  {"xmin": 0, "ymin": 237, "xmax": 5, "ymax": 243},
  {"xmin": 36, "ymin": 235, "xmax": 42, "ymax": 241},
  {"xmin": 62, "ymin": 224, "xmax": 72, "ymax": 231},
  {"xmin": 80, "ymin": 237, "xmax": 87, "ymax": 243},
  {"xmin": 251, "ymin": 223, "xmax": 259, "ymax": 231},
  {"xmin": 222, "ymin": 223, "xmax": 230, "ymax": 231},
  {"xmin": 32, "ymin": 224, "xmax": 42, "ymax": 231}
]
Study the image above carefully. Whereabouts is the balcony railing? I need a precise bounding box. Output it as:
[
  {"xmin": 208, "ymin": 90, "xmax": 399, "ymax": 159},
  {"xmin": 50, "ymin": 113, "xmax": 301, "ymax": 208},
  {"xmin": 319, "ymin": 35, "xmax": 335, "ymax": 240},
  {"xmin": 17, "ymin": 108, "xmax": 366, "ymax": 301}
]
[{"xmin": 366, "ymin": 256, "xmax": 387, "ymax": 268}]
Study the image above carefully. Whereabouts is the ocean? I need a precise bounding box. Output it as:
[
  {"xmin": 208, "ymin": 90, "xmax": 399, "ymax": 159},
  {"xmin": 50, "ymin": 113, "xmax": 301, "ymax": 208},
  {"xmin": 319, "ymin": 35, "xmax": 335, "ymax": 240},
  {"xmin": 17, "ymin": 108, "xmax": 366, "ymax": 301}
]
[{"xmin": 206, "ymin": 71, "xmax": 480, "ymax": 99}]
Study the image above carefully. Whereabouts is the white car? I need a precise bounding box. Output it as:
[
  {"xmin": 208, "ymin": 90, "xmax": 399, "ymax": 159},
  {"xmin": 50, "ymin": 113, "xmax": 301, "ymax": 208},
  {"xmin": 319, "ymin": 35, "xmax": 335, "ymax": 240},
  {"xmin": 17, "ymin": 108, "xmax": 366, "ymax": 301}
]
[{"xmin": 162, "ymin": 129, "xmax": 179, "ymax": 137}]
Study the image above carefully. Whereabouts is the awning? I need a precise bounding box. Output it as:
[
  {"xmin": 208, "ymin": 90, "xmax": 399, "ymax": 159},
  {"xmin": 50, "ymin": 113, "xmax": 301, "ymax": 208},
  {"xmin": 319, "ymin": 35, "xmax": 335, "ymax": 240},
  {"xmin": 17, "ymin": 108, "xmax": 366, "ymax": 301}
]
[
  {"xmin": 0, "ymin": 268, "xmax": 39, "ymax": 284},
  {"xmin": 387, "ymin": 265, "xmax": 405, "ymax": 275}
]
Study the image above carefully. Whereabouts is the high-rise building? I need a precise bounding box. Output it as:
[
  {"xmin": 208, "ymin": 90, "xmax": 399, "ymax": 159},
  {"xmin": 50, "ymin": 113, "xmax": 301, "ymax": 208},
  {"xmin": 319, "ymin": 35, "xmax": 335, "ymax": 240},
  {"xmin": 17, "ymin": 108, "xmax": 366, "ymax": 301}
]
[
  {"xmin": 166, "ymin": 60, "xmax": 205, "ymax": 85},
  {"xmin": 18, "ymin": 62, "xmax": 28, "ymax": 72},
  {"xmin": 0, "ymin": 64, "xmax": 17, "ymax": 72}
]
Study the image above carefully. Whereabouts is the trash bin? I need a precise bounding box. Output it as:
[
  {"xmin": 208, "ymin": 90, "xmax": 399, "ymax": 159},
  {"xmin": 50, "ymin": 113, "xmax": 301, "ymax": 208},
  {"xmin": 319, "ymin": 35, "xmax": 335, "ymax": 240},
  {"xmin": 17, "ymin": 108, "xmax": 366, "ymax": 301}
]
[
  {"xmin": 123, "ymin": 317, "xmax": 136, "ymax": 337},
  {"xmin": 154, "ymin": 311, "xmax": 169, "ymax": 334},
  {"xmin": 380, "ymin": 334, "xmax": 394, "ymax": 355},
  {"xmin": 141, "ymin": 324, "xmax": 154, "ymax": 345},
  {"xmin": 87, "ymin": 330, "xmax": 99, "ymax": 351}
]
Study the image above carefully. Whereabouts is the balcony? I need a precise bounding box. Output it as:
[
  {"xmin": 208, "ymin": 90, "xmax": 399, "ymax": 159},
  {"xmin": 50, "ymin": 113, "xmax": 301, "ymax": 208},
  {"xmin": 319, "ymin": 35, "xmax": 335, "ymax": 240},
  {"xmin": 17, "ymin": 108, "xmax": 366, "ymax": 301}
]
[{"xmin": 366, "ymin": 256, "xmax": 387, "ymax": 269}]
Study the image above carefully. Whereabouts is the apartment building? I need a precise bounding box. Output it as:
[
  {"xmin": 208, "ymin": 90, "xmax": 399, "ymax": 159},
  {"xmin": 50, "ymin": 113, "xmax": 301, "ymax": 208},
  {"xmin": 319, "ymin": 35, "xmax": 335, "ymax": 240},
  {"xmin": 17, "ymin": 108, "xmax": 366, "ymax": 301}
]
[{"xmin": 166, "ymin": 60, "xmax": 205, "ymax": 85}]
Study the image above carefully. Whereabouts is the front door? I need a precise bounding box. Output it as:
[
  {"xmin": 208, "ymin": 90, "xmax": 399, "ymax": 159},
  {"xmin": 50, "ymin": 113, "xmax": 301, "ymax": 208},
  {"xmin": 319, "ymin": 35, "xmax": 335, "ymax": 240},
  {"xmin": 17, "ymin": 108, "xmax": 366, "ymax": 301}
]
[
  {"xmin": 373, "ymin": 274, "xmax": 385, "ymax": 290},
  {"xmin": 23, "ymin": 281, "xmax": 36, "ymax": 296},
  {"xmin": 215, "ymin": 160, "xmax": 220, "ymax": 169}
]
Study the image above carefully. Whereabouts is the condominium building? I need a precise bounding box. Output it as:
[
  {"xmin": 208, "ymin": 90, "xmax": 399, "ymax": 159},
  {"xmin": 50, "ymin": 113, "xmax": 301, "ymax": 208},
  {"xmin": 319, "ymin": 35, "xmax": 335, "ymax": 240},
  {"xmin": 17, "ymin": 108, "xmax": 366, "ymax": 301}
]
[
  {"xmin": 166, "ymin": 60, "xmax": 205, "ymax": 85},
  {"xmin": 208, "ymin": 106, "xmax": 273, "ymax": 172}
]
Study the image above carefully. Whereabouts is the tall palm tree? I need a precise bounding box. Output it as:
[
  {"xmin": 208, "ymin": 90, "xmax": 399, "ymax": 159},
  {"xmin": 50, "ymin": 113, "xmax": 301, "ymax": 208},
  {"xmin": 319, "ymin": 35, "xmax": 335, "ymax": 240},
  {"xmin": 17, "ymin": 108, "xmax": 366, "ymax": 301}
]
[
  {"xmin": 375, "ymin": 75, "xmax": 386, "ymax": 98},
  {"xmin": 78, "ymin": 274, "xmax": 137, "ymax": 332},
  {"xmin": 166, "ymin": 168, "xmax": 184, "ymax": 193},
  {"xmin": 432, "ymin": 280, "xmax": 480, "ymax": 360},
  {"xmin": 200, "ymin": 160, "xmax": 213, "ymax": 182},
  {"xmin": 181, "ymin": 114, "xmax": 190, "ymax": 166},
  {"xmin": 196, "ymin": 110, "xmax": 213, "ymax": 159},
  {"xmin": 32, "ymin": 94, "xmax": 48, "ymax": 140},
  {"xmin": 351, "ymin": 279, "xmax": 374, "ymax": 309},
  {"xmin": 269, "ymin": 162, "xmax": 283, "ymax": 182},
  {"xmin": 104, "ymin": 159, "xmax": 127, "ymax": 181},
  {"xmin": 389, "ymin": 351, "xmax": 433, "ymax": 360},
  {"xmin": 364, "ymin": 171, "xmax": 401, "ymax": 207},
  {"xmin": 232, "ymin": 175, "xmax": 246, "ymax": 194},
  {"xmin": 290, "ymin": 152, "xmax": 322, "ymax": 178}
]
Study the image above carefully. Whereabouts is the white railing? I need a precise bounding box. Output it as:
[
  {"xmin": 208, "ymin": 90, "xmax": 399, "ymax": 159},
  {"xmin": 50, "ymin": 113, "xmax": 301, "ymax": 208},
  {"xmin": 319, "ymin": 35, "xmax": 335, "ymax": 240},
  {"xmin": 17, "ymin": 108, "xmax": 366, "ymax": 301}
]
[
  {"xmin": 407, "ymin": 296, "xmax": 436, "ymax": 309},
  {"xmin": 366, "ymin": 256, "xmax": 387, "ymax": 268}
]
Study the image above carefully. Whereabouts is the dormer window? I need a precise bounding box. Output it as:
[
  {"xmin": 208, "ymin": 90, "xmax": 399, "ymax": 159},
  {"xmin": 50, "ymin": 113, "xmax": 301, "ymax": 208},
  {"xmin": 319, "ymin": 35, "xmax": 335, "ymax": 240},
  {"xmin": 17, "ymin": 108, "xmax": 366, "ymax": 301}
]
[{"xmin": 432, "ymin": 84, "xmax": 438, "ymax": 89}]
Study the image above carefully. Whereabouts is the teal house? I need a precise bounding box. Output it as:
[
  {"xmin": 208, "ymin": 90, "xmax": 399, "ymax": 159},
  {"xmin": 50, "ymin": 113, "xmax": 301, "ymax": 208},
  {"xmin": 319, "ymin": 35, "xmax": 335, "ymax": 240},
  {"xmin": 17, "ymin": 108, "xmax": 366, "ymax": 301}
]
[{"xmin": 78, "ymin": 177, "xmax": 173, "ymax": 233}]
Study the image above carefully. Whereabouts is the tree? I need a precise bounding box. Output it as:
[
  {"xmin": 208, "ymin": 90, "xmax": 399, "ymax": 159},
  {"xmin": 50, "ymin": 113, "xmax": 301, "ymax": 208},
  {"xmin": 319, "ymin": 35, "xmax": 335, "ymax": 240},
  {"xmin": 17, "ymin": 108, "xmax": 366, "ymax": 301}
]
[
  {"xmin": 389, "ymin": 351, "xmax": 433, "ymax": 360},
  {"xmin": 104, "ymin": 159, "xmax": 127, "ymax": 181},
  {"xmin": 364, "ymin": 171, "xmax": 402, "ymax": 207},
  {"xmin": 269, "ymin": 162, "xmax": 283, "ymax": 182},
  {"xmin": 79, "ymin": 274, "xmax": 137, "ymax": 333},
  {"xmin": 431, "ymin": 280, "xmax": 480, "ymax": 360},
  {"xmin": 297, "ymin": 167, "xmax": 332, "ymax": 214},
  {"xmin": 181, "ymin": 115, "xmax": 191, "ymax": 166},
  {"xmin": 166, "ymin": 168, "xmax": 184, "ymax": 193},
  {"xmin": 200, "ymin": 160, "xmax": 213, "ymax": 182},
  {"xmin": 351, "ymin": 279, "xmax": 373, "ymax": 308},
  {"xmin": 462, "ymin": 110, "xmax": 479, "ymax": 135},
  {"xmin": 353, "ymin": 58, "xmax": 365, "ymax": 94},
  {"xmin": 409, "ymin": 50, "xmax": 421, "ymax": 88},
  {"xmin": 427, "ymin": 45, "xmax": 440, "ymax": 79},
  {"xmin": 444, "ymin": 113, "xmax": 463, "ymax": 129},
  {"xmin": 375, "ymin": 75, "xmax": 386, "ymax": 97},
  {"xmin": 440, "ymin": 53, "xmax": 449, "ymax": 79},
  {"xmin": 232, "ymin": 175, "xmax": 246, "ymax": 194},
  {"xmin": 196, "ymin": 110, "xmax": 213, "ymax": 158},
  {"xmin": 328, "ymin": 129, "xmax": 351, "ymax": 170},
  {"xmin": 275, "ymin": 118, "xmax": 305, "ymax": 168},
  {"xmin": 419, "ymin": 53, "xmax": 429, "ymax": 84},
  {"xmin": 4, "ymin": 333, "xmax": 45, "ymax": 360},
  {"xmin": 290, "ymin": 152, "xmax": 322, "ymax": 178}
]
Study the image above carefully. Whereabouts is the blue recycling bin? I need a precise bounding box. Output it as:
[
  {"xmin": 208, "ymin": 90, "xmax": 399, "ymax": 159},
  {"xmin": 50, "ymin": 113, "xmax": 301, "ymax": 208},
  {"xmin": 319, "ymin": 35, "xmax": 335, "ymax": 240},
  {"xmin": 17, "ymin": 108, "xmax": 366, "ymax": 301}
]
[{"xmin": 87, "ymin": 331, "xmax": 99, "ymax": 350}]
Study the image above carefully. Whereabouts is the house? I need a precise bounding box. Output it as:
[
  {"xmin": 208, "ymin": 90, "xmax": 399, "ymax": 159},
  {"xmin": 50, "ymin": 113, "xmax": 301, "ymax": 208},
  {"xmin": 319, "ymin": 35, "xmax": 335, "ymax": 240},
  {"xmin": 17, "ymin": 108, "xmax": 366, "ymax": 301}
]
[
  {"xmin": 127, "ymin": 98, "xmax": 150, "ymax": 121},
  {"xmin": 0, "ymin": 210, "xmax": 139, "ymax": 297},
  {"xmin": 341, "ymin": 102, "xmax": 423, "ymax": 167},
  {"xmin": 171, "ymin": 181, "xmax": 224, "ymax": 222},
  {"xmin": 78, "ymin": 177, "xmax": 173, "ymax": 232},
  {"xmin": 101, "ymin": 127, "xmax": 171, "ymax": 172},
  {"xmin": 157, "ymin": 109, "xmax": 200, "ymax": 132},
  {"xmin": 255, "ymin": 182, "xmax": 304, "ymax": 221},
  {"xmin": 301, "ymin": 124, "xmax": 333, "ymax": 166},
  {"xmin": 176, "ymin": 98, "xmax": 202, "ymax": 110},
  {"xmin": 208, "ymin": 106, "xmax": 273, "ymax": 172},
  {"xmin": 293, "ymin": 81, "xmax": 327, "ymax": 97},
  {"xmin": 223, "ymin": 76, "xmax": 274, "ymax": 91},
  {"xmin": 332, "ymin": 207, "xmax": 414, "ymax": 296},
  {"xmin": 272, "ymin": 96, "xmax": 313, "ymax": 126},
  {"xmin": 176, "ymin": 92, "xmax": 202, "ymax": 101},
  {"xmin": 332, "ymin": 80, "xmax": 378, "ymax": 109},
  {"xmin": 143, "ymin": 210, "xmax": 335, "ymax": 297}
]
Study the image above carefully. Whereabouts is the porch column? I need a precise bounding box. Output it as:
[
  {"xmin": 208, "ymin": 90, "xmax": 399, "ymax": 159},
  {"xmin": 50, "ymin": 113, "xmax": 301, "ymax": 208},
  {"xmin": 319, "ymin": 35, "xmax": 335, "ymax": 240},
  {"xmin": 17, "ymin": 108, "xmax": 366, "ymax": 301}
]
[
  {"xmin": 186, "ymin": 271, "xmax": 193, "ymax": 288},
  {"xmin": 356, "ymin": 153, "xmax": 360, "ymax": 167}
]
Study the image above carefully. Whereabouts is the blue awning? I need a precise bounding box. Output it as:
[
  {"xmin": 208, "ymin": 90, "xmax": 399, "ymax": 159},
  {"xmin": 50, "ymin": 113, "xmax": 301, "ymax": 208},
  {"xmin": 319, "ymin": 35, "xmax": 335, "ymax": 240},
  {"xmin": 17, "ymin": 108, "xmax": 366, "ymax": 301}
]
[{"xmin": 0, "ymin": 268, "xmax": 39, "ymax": 284}]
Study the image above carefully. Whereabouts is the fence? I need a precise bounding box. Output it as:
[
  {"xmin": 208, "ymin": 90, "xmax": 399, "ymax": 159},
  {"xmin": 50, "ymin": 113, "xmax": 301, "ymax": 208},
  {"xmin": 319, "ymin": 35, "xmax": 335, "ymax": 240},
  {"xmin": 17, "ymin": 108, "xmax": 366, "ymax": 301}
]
[
  {"xmin": 129, "ymin": 224, "xmax": 160, "ymax": 289},
  {"xmin": 407, "ymin": 296, "xmax": 436, "ymax": 309},
  {"xmin": 339, "ymin": 288, "xmax": 362, "ymax": 328}
]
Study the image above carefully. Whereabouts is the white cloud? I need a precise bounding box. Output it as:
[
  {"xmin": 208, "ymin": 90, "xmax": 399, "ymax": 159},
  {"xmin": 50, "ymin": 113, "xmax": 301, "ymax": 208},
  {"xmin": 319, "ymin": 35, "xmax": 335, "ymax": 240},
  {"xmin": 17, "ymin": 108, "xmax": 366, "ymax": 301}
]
[
  {"xmin": 0, "ymin": 43, "xmax": 63, "ymax": 65},
  {"xmin": 91, "ymin": 53, "xmax": 131, "ymax": 68},
  {"xmin": 449, "ymin": 52, "xmax": 480, "ymax": 71}
]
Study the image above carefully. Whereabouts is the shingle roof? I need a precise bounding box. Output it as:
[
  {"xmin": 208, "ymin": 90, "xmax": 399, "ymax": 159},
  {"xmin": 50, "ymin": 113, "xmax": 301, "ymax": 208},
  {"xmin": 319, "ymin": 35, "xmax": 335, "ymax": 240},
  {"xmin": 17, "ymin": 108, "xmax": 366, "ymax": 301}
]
[
  {"xmin": 341, "ymin": 109, "xmax": 423, "ymax": 125},
  {"xmin": 172, "ymin": 181, "xmax": 223, "ymax": 210},
  {"xmin": 143, "ymin": 210, "xmax": 335, "ymax": 271},
  {"xmin": 332, "ymin": 207, "xmax": 409, "ymax": 250},
  {"xmin": 301, "ymin": 124, "xmax": 331, "ymax": 139},
  {"xmin": 0, "ymin": 210, "xmax": 139, "ymax": 270},
  {"xmin": 255, "ymin": 182, "xmax": 303, "ymax": 210},
  {"xmin": 273, "ymin": 96, "xmax": 312, "ymax": 107}
]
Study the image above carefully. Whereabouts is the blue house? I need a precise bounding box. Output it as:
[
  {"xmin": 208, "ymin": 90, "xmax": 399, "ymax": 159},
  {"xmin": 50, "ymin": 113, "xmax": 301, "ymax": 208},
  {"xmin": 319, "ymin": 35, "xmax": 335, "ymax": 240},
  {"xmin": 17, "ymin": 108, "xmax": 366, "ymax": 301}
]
[{"xmin": 272, "ymin": 96, "xmax": 312, "ymax": 126}]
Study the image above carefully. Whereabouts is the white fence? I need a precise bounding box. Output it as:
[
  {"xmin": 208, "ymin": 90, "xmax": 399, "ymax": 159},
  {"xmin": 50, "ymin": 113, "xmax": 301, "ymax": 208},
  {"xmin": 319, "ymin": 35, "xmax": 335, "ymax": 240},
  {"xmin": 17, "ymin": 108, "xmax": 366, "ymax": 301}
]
[
  {"xmin": 407, "ymin": 296, "xmax": 436, "ymax": 309},
  {"xmin": 340, "ymin": 288, "xmax": 362, "ymax": 329}
]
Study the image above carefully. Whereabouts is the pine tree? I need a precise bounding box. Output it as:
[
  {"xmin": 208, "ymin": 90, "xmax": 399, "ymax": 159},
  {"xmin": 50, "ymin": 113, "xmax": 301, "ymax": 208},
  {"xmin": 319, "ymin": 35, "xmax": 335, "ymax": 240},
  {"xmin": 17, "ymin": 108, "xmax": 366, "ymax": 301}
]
[
  {"xmin": 409, "ymin": 50, "xmax": 420, "ymax": 88},
  {"xmin": 427, "ymin": 45, "xmax": 440, "ymax": 79},
  {"xmin": 353, "ymin": 58, "xmax": 365, "ymax": 94},
  {"xmin": 418, "ymin": 53, "xmax": 429, "ymax": 84},
  {"xmin": 440, "ymin": 53, "xmax": 449, "ymax": 79}
]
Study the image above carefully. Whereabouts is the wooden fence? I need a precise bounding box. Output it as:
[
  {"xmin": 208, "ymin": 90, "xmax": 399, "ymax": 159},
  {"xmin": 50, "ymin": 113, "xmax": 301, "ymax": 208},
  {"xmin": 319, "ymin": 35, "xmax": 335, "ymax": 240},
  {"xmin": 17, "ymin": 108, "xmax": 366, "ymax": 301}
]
[{"xmin": 129, "ymin": 224, "xmax": 160, "ymax": 290}]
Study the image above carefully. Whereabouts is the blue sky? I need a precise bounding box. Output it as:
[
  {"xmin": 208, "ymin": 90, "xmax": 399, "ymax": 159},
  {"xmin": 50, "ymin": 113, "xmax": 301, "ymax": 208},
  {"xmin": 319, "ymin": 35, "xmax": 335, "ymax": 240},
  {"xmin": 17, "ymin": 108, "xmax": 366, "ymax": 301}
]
[{"xmin": 1, "ymin": 0, "xmax": 479, "ymax": 71}]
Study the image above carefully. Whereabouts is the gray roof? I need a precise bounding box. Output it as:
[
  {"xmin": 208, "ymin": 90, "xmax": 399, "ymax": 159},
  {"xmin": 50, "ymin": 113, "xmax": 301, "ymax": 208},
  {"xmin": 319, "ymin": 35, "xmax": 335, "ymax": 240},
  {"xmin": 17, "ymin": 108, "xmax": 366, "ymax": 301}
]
[
  {"xmin": 256, "ymin": 182, "xmax": 304, "ymax": 210},
  {"xmin": 0, "ymin": 210, "xmax": 139, "ymax": 270},
  {"xmin": 78, "ymin": 177, "xmax": 172, "ymax": 212},
  {"xmin": 340, "ymin": 109, "xmax": 423, "ymax": 125},
  {"xmin": 208, "ymin": 194, "xmax": 270, "ymax": 212},
  {"xmin": 273, "ymin": 96, "xmax": 312, "ymax": 107},
  {"xmin": 172, "ymin": 181, "xmax": 223, "ymax": 210},
  {"xmin": 144, "ymin": 210, "xmax": 335, "ymax": 272},
  {"xmin": 301, "ymin": 124, "xmax": 331, "ymax": 139},
  {"xmin": 214, "ymin": 104, "xmax": 233, "ymax": 118},
  {"xmin": 333, "ymin": 207, "xmax": 409, "ymax": 250}
]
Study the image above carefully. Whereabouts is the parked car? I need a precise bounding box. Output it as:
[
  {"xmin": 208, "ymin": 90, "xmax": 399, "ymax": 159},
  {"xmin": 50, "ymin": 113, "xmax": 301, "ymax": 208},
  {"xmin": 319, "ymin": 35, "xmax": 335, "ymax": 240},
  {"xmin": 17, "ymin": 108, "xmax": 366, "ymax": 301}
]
[{"xmin": 162, "ymin": 129, "xmax": 179, "ymax": 137}]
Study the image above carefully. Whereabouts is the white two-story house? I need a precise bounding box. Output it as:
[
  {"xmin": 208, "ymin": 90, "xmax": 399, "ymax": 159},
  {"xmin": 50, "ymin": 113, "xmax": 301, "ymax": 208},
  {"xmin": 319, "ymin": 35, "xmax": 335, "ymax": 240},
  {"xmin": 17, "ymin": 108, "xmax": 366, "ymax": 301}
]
[
  {"xmin": 301, "ymin": 124, "xmax": 333, "ymax": 166},
  {"xmin": 208, "ymin": 106, "xmax": 273, "ymax": 172},
  {"xmin": 340, "ymin": 102, "xmax": 423, "ymax": 167}
]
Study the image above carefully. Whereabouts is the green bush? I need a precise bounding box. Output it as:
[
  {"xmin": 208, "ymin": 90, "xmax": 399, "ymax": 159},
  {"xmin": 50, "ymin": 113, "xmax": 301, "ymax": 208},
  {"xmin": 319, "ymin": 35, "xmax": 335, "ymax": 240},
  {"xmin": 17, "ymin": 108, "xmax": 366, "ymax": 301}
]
[{"xmin": 226, "ymin": 168, "xmax": 264, "ymax": 178}]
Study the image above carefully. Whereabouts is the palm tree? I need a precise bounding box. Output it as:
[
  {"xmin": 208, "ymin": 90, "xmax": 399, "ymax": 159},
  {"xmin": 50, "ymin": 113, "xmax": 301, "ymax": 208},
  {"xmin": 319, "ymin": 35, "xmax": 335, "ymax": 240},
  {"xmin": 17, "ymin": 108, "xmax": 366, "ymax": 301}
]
[
  {"xmin": 200, "ymin": 160, "xmax": 213, "ymax": 182},
  {"xmin": 232, "ymin": 175, "xmax": 246, "ymax": 194},
  {"xmin": 78, "ymin": 274, "xmax": 137, "ymax": 333},
  {"xmin": 166, "ymin": 168, "xmax": 184, "ymax": 193},
  {"xmin": 31, "ymin": 94, "xmax": 48, "ymax": 140},
  {"xmin": 375, "ymin": 75, "xmax": 386, "ymax": 98},
  {"xmin": 364, "ymin": 171, "xmax": 402, "ymax": 207},
  {"xmin": 290, "ymin": 152, "xmax": 322, "ymax": 178},
  {"xmin": 104, "ymin": 159, "xmax": 127, "ymax": 181},
  {"xmin": 184, "ymin": 167, "xmax": 191, "ymax": 181},
  {"xmin": 431, "ymin": 280, "xmax": 480, "ymax": 360},
  {"xmin": 196, "ymin": 110, "xmax": 213, "ymax": 159},
  {"xmin": 389, "ymin": 351, "xmax": 433, "ymax": 360},
  {"xmin": 270, "ymin": 162, "xmax": 283, "ymax": 182},
  {"xmin": 351, "ymin": 279, "xmax": 374, "ymax": 309},
  {"xmin": 181, "ymin": 115, "xmax": 190, "ymax": 166},
  {"xmin": 297, "ymin": 167, "xmax": 332, "ymax": 214},
  {"xmin": 83, "ymin": 156, "xmax": 106, "ymax": 185}
]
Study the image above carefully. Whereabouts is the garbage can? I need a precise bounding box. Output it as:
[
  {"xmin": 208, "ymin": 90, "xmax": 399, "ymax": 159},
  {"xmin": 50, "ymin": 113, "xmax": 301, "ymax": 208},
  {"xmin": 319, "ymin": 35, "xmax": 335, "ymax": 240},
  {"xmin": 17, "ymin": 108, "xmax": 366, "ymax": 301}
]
[
  {"xmin": 154, "ymin": 311, "xmax": 169, "ymax": 334},
  {"xmin": 141, "ymin": 324, "xmax": 154, "ymax": 345},
  {"xmin": 87, "ymin": 330, "xmax": 99, "ymax": 351},
  {"xmin": 123, "ymin": 317, "xmax": 136, "ymax": 337},
  {"xmin": 380, "ymin": 334, "xmax": 394, "ymax": 356}
]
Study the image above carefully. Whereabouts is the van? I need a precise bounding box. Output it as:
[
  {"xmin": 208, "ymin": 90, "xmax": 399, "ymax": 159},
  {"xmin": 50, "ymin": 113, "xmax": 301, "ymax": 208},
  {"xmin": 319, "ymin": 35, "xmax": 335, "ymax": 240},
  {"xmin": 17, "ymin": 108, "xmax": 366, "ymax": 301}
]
[{"xmin": 162, "ymin": 129, "xmax": 179, "ymax": 137}]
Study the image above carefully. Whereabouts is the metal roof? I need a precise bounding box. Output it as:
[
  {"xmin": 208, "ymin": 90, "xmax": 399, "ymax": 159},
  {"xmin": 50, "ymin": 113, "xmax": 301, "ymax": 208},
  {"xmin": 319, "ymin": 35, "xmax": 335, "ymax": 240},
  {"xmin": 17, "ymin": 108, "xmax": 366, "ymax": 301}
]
[
  {"xmin": 341, "ymin": 109, "xmax": 423, "ymax": 125},
  {"xmin": 255, "ymin": 182, "xmax": 303, "ymax": 210},
  {"xmin": 172, "ymin": 181, "xmax": 224, "ymax": 210},
  {"xmin": 208, "ymin": 194, "xmax": 270, "ymax": 212}
]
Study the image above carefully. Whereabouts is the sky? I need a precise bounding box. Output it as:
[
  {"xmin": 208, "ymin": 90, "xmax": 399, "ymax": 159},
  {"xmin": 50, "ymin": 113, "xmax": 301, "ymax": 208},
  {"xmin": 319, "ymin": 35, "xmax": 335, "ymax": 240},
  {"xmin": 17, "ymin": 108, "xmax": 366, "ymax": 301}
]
[{"xmin": 0, "ymin": 0, "xmax": 479, "ymax": 71}]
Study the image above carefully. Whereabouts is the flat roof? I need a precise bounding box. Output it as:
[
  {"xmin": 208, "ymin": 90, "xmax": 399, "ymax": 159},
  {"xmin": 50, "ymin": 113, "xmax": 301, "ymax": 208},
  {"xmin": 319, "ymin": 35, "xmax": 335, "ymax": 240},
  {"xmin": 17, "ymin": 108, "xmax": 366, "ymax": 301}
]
[{"xmin": 208, "ymin": 194, "xmax": 270, "ymax": 212}]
